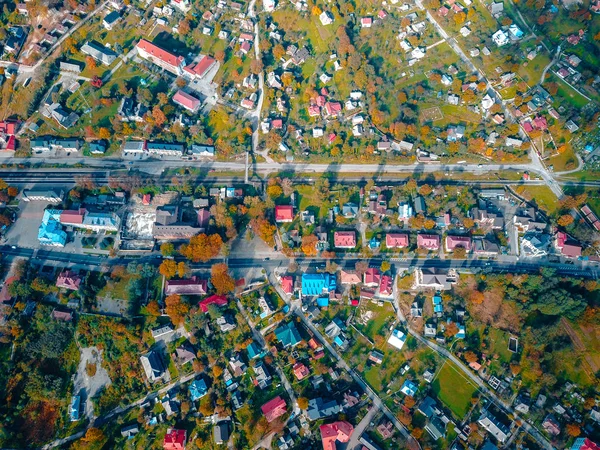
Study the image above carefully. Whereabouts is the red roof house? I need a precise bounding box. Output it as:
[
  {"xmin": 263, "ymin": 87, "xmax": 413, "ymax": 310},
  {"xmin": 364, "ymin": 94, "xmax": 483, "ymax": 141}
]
[
  {"xmin": 275, "ymin": 205, "xmax": 294, "ymax": 223},
  {"xmin": 183, "ymin": 55, "xmax": 216, "ymax": 79},
  {"xmin": 308, "ymin": 105, "xmax": 321, "ymax": 117},
  {"xmin": 334, "ymin": 231, "xmax": 356, "ymax": 249},
  {"xmin": 52, "ymin": 309, "xmax": 73, "ymax": 321},
  {"xmin": 240, "ymin": 41, "xmax": 251, "ymax": 54},
  {"xmin": 163, "ymin": 428, "xmax": 186, "ymax": 450},
  {"xmin": 379, "ymin": 275, "xmax": 393, "ymax": 296},
  {"xmin": 261, "ymin": 396, "xmax": 287, "ymax": 422},
  {"xmin": 523, "ymin": 121, "xmax": 534, "ymax": 133},
  {"xmin": 56, "ymin": 270, "xmax": 82, "ymax": 291},
  {"xmin": 363, "ymin": 268, "xmax": 381, "ymax": 287},
  {"xmin": 198, "ymin": 294, "xmax": 228, "ymax": 313},
  {"xmin": 142, "ymin": 193, "xmax": 151, "ymax": 205},
  {"xmin": 555, "ymin": 231, "xmax": 582, "ymax": 258},
  {"xmin": 533, "ymin": 116, "xmax": 548, "ymax": 130},
  {"xmin": 445, "ymin": 235, "xmax": 472, "ymax": 252},
  {"xmin": 136, "ymin": 39, "xmax": 186, "ymax": 75},
  {"xmin": 293, "ymin": 362, "xmax": 310, "ymax": 380},
  {"xmin": 281, "ymin": 276, "xmax": 294, "ymax": 294},
  {"xmin": 324, "ymin": 102, "xmax": 342, "ymax": 117},
  {"xmin": 5, "ymin": 135, "xmax": 16, "ymax": 151},
  {"xmin": 165, "ymin": 276, "xmax": 208, "ymax": 296},
  {"xmin": 572, "ymin": 438, "xmax": 600, "ymax": 450},
  {"xmin": 0, "ymin": 121, "xmax": 18, "ymax": 135},
  {"xmin": 173, "ymin": 90, "xmax": 201, "ymax": 112},
  {"xmin": 340, "ymin": 270, "xmax": 361, "ymax": 285},
  {"xmin": 197, "ymin": 208, "xmax": 210, "ymax": 229},
  {"xmin": 386, "ymin": 233, "xmax": 409, "ymax": 248},
  {"xmin": 417, "ymin": 234, "xmax": 440, "ymax": 250},
  {"xmin": 271, "ymin": 118, "xmax": 283, "ymax": 129},
  {"xmin": 60, "ymin": 209, "xmax": 85, "ymax": 224},
  {"xmin": 320, "ymin": 421, "xmax": 354, "ymax": 450}
]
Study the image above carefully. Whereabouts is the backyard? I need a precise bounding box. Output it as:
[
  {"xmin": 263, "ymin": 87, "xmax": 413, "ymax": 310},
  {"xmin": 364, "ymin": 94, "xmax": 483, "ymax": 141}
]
[{"xmin": 431, "ymin": 361, "xmax": 478, "ymax": 419}]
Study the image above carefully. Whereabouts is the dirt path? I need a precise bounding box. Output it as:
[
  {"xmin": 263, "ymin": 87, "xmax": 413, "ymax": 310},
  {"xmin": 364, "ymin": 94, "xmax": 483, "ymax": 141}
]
[{"xmin": 560, "ymin": 318, "xmax": 599, "ymax": 376}]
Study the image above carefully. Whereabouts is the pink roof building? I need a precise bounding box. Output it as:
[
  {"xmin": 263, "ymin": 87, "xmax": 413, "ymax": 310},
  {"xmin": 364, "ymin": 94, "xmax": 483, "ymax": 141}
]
[
  {"xmin": 197, "ymin": 208, "xmax": 210, "ymax": 229},
  {"xmin": 56, "ymin": 270, "xmax": 81, "ymax": 291},
  {"xmin": 142, "ymin": 193, "xmax": 151, "ymax": 205},
  {"xmin": 240, "ymin": 41, "xmax": 252, "ymax": 54},
  {"xmin": 363, "ymin": 268, "xmax": 381, "ymax": 287},
  {"xmin": 165, "ymin": 276, "xmax": 208, "ymax": 296},
  {"xmin": 334, "ymin": 231, "xmax": 356, "ymax": 249},
  {"xmin": 324, "ymin": 102, "xmax": 342, "ymax": 116},
  {"xmin": 361, "ymin": 17, "xmax": 373, "ymax": 27},
  {"xmin": 52, "ymin": 309, "xmax": 73, "ymax": 321},
  {"xmin": 308, "ymin": 105, "xmax": 321, "ymax": 117},
  {"xmin": 523, "ymin": 121, "xmax": 534, "ymax": 133},
  {"xmin": 173, "ymin": 90, "xmax": 201, "ymax": 112},
  {"xmin": 271, "ymin": 118, "xmax": 283, "ymax": 129},
  {"xmin": 60, "ymin": 209, "xmax": 85, "ymax": 224},
  {"xmin": 275, "ymin": 205, "xmax": 294, "ymax": 222},
  {"xmin": 320, "ymin": 421, "xmax": 354, "ymax": 450},
  {"xmin": 0, "ymin": 121, "xmax": 18, "ymax": 135},
  {"xmin": 198, "ymin": 294, "xmax": 228, "ymax": 313},
  {"xmin": 293, "ymin": 362, "xmax": 310, "ymax": 380},
  {"xmin": 533, "ymin": 116, "xmax": 548, "ymax": 130},
  {"xmin": 555, "ymin": 231, "xmax": 582, "ymax": 258},
  {"xmin": 378, "ymin": 10, "xmax": 388, "ymax": 19},
  {"xmin": 386, "ymin": 233, "xmax": 409, "ymax": 248},
  {"xmin": 417, "ymin": 234, "xmax": 440, "ymax": 250},
  {"xmin": 281, "ymin": 276, "xmax": 294, "ymax": 294},
  {"xmin": 438, "ymin": 6, "xmax": 449, "ymax": 15},
  {"xmin": 136, "ymin": 39, "xmax": 186, "ymax": 75},
  {"xmin": 163, "ymin": 428, "xmax": 186, "ymax": 450},
  {"xmin": 261, "ymin": 396, "xmax": 287, "ymax": 422},
  {"xmin": 340, "ymin": 270, "xmax": 361, "ymax": 285},
  {"xmin": 445, "ymin": 235, "xmax": 472, "ymax": 252},
  {"xmin": 379, "ymin": 275, "xmax": 392, "ymax": 296},
  {"xmin": 316, "ymin": 96, "xmax": 326, "ymax": 107}
]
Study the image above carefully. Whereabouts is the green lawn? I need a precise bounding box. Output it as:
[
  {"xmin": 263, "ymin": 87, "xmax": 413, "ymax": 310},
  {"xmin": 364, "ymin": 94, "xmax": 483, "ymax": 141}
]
[
  {"xmin": 513, "ymin": 185, "xmax": 559, "ymax": 215},
  {"xmin": 545, "ymin": 74, "xmax": 590, "ymax": 109},
  {"xmin": 354, "ymin": 302, "xmax": 395, "ymax": 342},
  {"xmin": 431, "ymin": 361, "xmax": 478, "ymax": 419},
  {"xmin": 485, "ymin": 328, "xmax": 513, "ymax": 364}
]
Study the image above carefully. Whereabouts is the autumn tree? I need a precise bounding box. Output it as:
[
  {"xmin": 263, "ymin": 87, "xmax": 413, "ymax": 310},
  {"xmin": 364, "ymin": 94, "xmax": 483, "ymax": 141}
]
[
  {"xmin": 152, "ymin": 106, "xmax": 167, "ymax": 127},
  {"xmin": 211, "ymin": 263, "xmax": 235, "ymax": 295},
  {"xmin": 381, "ymin": 261, "xmax": 391, "ymax": 272},
  {"xmin": 160, "ymin": 242, "xmax": 175, "ymax": 257},
  {"xmin": 470, "ymin": 290, "xmax": 484, "ymax": 304},
  {"xmin": 566, "ymin": 423, "xmax": 581, "ymax": 437},
  {"xmin": 159, "ymin": 259, "xmax": 178, "ymax": 279},
  {"xmin": 453, "ymin": 246, "xmax": 467, "ymax": 259},
  {"xmin": 445, "ymin": 321, "xmax": 459, "ymax": 338},
  {"xmin": 464, "ymin": 351, "xmax": 478, "ymax": 363},
  {"xmin": 250, "ymin": 59, "xmax": 263, "ymax": 75},
  {"xmin": 251, "ymin": 216, "xmax": 277, "ymax": 246},
  {"xmin": 165, "ymin": 294, "xmax": 189, "ymax": 325},
  {"xmin": 297, "ymin": 397, "xmax": 309, "ymax": 409},
  {"xmin": 180, "ymin": 233, "xmax": 224, "ymax": 262},
  {"xmin": 557, "ymin": 214, "xmax": 574, "ymax": 227},
  {"xmin": 97, "ymin": 127, "xmax": 111, "ymax": 139},
  {"xmin": 301, "ymin": 235, "xmax": 318, "ymax": 256},
  {"xmin": 419, "ymin": 184, "xmax": 432, "ymax": 196},
  {"xmin": 85, "ymin": 55, "xmax": 96, "ymax": 69}
]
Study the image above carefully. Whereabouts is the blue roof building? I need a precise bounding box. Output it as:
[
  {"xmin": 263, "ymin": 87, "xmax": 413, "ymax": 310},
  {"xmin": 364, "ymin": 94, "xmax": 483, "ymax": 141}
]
[
  {"xmin": 433, "ymin": 295, "xmax": 443, "ymax": 315},
  {"xmin": 456, "ymin": 325, "xmax": 466, "ymax": 339},
  {"xmin": 317, "ymin": 297, "xmax": 329, "ymax": 307},
  {"xmin": 275, "ymin": 322, "xmax": 302, "ymax": 347},
  {"xmin": 401, "ymin": 380, "xmax": 418, "ymax": 397},
  {"xmin": 301, "ymin": 273, "xmax": 336, "ymax": 296},
  {"xmin": 69, "ymin": 395, "xmax": 80, "ymax": 421},
  {"xmin": 246, "ymin": 341, "xmax": 263, "ymax": 359},
  {"xmin": 38, "ymin": 209, "xmax": 67, "ymax": 247},
  {"xmin": 369, "ymin": 236, "xmax": 381, "ymax": 249},
  {"xmin": 189, "ymin": 379, "xmax": 208, "ymax": 401}
]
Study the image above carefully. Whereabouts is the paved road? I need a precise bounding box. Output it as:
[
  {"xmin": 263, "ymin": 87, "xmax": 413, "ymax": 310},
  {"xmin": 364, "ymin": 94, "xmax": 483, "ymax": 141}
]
[{"xmin": 346, "ymin": 404, "xmax": 380, "ymax": 450}]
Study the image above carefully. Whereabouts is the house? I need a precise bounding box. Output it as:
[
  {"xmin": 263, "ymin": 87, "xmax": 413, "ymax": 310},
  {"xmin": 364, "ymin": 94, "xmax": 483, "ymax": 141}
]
[
  {"xmin": 505, "ymin": 137, "xmax": 523, "ymax": 147},
  {"xmin": 473, "ymin": 238, "xmax": 499, "ymax": 256},
  {"xmin": 334, "ymin": 231, "xmax": 356, "ymax": 249},
  {"xmin": 56, "ymin": 270, "xmax": 81, "ymax": 290},
  {"xmin": 60, "ymin": 61, "xmax": 82, "ymax": 73},
  {"xmin": 189, "ymin": 145, "xmax": 215, "ymax": 158},
  {"xmin": 380, "ymin": 275, "xmax": 393, "ymax": 296},
  {"xmin": 229, "ymin": 354, "xmax": 247, "ymax": 377},
  {"xmin": 414, "ymin": 196, "xmax": 426, "ymax": 214},
  {"xmin": 140, "ymin": 351, "xmax": 167, "ymax": 383},
  {"xmin": 417, "ymin": 234, "xmax": 440, "ymax": 250},
  {"xmin": 319, "ymin": 11, "xmax": 334, "ymax": 25},
  {"xmin": 490, "ymin": 1, "xmax": 504, "ymax": 15},
  {"xmin": 147, "ymin": 141, "xmax": 184, "ymax": 156},
  {"xmin": 103, "ymin": 10, "xmax": 120, "ymax": 29},
  {"xmin": 324, "ymin": 102, "xmax": 342, "ymax": 117},
  {"xmin": 398, "ymin": 203, "xmax": 413, "ymax": 220},
  {"xmin": 89, "ymin": 141, "xmax": 106, "ymax": 154},
  {"xmin": 571, "ymin": 438, "xmax": 600, "ymax": 450},
  {"xmin": 281, "ymin": 276, "xmax": 294, "ymax": 294},
  {"xmin": 363, "ymin": 268, "xmax": 381, "ymax": 287},
  {"xmin": 340, "ymin": 270, "xmax": 361, "ymax": 285},
  {"xmin": 388, "ymin": 329, "xmax": 407, "ymax": 350},
  {"xmin": 121, "ymin": 424, "xmax": 139, "ymax": 439},
  {"xmin": 432, "ymin": 295, "xmax": 443, "ymax": 315},
  {"xmin": 189, "ymin": 379, "xmax": 208, "ymax": 401},
  {"xmin": 214, "ymin": 421, "xmax": 229, "ymax": 445},
  {"xmin": 369, "ymin": 350, "xmax": 384, "ymax": 364},
  {"xmin": 165, "ymin": 276, "xmax": 207, "ymax": 296},
  {"xmin": 521, "ymin": 233, "xmax": 551, "ymax": 257},
  {"xmin": 183, "ymin": 55, "xmax": 217, "ymax": 80},
  {"xmin": 401, "ymin": 380, "xmax": 418, "ymax": 396},
  {"xmin": 492, "ymin": 30, "xmax": 509, "ymax": 46},
  {"xmin": 293, "ymin": 362, "xmax": 310, "ymax": 380},
  {"xmin": 275, "ymin": 205, "xmax": 294, "ymax": 223},
  {"xmin": 361, "ymin": 17, "xmax": 373, "ymax": 27},
  {"xmin": 320, "ymin": 421, "xmax": 354, "ymax": 450},
  {"xmin": 173, "ymin": 344, "xmax": 195, "ymax": 365},
  {"xmin": 52, "ymin": 309, "xmax": 73, "ymax": 321},
  {"xmin": 198, "ymin": 294, "xmax": 228, "ymax": 313},
  {"xmin": 478, "ymin": 411, "xmax": 511, "ymax": 444},
  {"xmin": 424, "ymin": 323, "xmax": 437, "ymax": 337},
  {"xmin": 302, "ymin": 273, "xmax": 336, "ymax": 296},
  {"xmin": 307, "ymin": 397, "xmax": 341, "ymax": 420},
  {"xmin": 173, "ymin": 90, "xmax": 201, "ymax": 112},
  {"xmin": 254, "ymin": 359, "xmax": 272, "ymax": 388},
  {"xmin": 426, "ymin": 415, "xmax": 447, "ymax": 440},
  {"xmin": 555, "ymin": 231, "xmax": 582, "ymax": 258},
  {"xmin": 415, "ymin": 267, "xmax": 454, "ymax": 290},
  {"xmin": 508, "ymin": 24, "xmax": 524, "ymax": 40},
  {"xmin": 246, "ymin": 342, "xmax": 263, "ymax": 359},
  {"xmin": 163, "ymin": 428, "xmax": 186, "ymax": 450},
  {"xmin": 136, "ymin": 39, "xmax": 186, "ymax": 75},
  {"xmin": 342, "ymin": 203, "xmax": 358, "ymax": 218},
  {"xmin": 447, "ymin": 125, "xmax": 465, "ymax": 141},
  {"xmin": 445, "ymin": 235, "xmax": 472, "ymax": 252},
  {"xmin": 275, "ymin": 322, "xmax": 302, "ymax": 347},
  {"xmin": 81, "ymin": 41, "xmax": 117, "ymax": 65},
  {"xmin": 261, "ymin": 396, "xmax": 287, "ymax": 422}
]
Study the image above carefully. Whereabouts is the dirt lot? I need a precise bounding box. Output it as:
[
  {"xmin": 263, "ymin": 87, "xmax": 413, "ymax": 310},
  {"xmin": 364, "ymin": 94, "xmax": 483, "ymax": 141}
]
[{"xmin": 73, "ymin": 346, "xmax": 112, "ymax": 420}]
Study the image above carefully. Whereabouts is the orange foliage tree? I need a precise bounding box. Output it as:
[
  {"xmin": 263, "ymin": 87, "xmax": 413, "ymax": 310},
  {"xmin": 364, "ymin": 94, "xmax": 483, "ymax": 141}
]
[
  {"xmin": 180, "ymin": 233, "xmax": 224, "ymax": 262},
  {"xmin": 211, "ymin": 263, "xmax": 235, "ymax": 295},
  {"xmin": 165, "ymin": 294, "xmax": 189, "ymax": 325}
]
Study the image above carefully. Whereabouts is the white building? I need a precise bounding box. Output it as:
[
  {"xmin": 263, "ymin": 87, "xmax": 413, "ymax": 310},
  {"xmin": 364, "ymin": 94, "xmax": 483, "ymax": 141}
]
[
  {"xmin": 319, "ymin": 11, "xmax": 334, "ymax": 25},
  {"xmin": 387, "ymin": 329, "xmax": 407, "ymax": 350},
  {"xmin": 263, "ymin": 0, "xmax": 276, "ymax": 12},
  {"xmin": 492, "ymin": 30, "xmax": 509, "ymax": 46}
]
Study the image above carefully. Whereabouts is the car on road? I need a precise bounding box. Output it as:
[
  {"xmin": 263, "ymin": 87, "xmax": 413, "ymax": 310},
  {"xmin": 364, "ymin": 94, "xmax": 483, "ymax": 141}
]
[{"xmin": 263, "ymin": 257, "xmax": 270, "ymax": 261}]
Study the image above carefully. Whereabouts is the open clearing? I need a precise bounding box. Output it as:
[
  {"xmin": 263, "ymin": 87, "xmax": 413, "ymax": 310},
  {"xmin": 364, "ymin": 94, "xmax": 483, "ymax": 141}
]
[
  {"xmin": 73, "ymin": 347, "xmax": 112, "ymax": 420},
  {"xmin": 431, "ymin": 361, "xmax": 478, "ymax": 420},
  {"xmin": 420, "ymin": 106, "xmax": 444, "ymax": 122}
]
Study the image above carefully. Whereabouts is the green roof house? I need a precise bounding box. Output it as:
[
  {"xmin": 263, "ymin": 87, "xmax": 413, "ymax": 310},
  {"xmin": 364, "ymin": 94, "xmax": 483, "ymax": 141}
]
[{"xmin": 275, "ymin": 322, "xmax": 302, "ymax": 348}]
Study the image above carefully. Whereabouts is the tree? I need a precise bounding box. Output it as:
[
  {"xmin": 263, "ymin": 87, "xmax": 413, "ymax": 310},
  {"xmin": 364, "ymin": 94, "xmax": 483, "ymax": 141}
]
[
  {"xmin": 404, "ymin": 396, "xmax": 416, "ymax": 408},
  {"xmin": 273, "ymin": 44, "xmax": 286, "ymax": 59},
  {"xmin": 453, "ymin": 247, "xmax": 467, "ymax": 259},
  {"xmin": 418, "ymin": 184, "xmax": 432, "ymax": 196},
  {"xmin": 464, "ymin": 351, "xmax": 478, "ymax": 363},
  {"xmin": 146, "ymin": 300, "xmax": 161, "ymax": 316},
  {"xmin": 97, "ymin": 127, "xmax": 111, "ymax": 139},
  {"xmin": 301, "ymin": 235, "xmax": 318, "ymax": 256},
  {"xmin": 160, "ymin": 242, "xmax": 175, "ymax": 257},
  {"xmin": 82, "ymin": 427, "xmax": 105, "ymax": 444},
  {"xmin": 267, "ymin": 184, "xmax": 283, "ymax": 198},
  {"xmin": 566, "ymin": 424, "xmax": 581, "ymax": 437},
  {"xmin": 165, "ymin": 294, "xmax": 189, "ymax": 325},
  {"xmin": 211, "ymin": 263, "xmax": 235, "ymax": 295},
  {"xmin": 85, "ymin": 55, "xmax": 96, "ymax": 69},
  {"xmin": 152, "ymin": 106, "xmax": 167, "ymax": 127},
  {"xmin": 215, "ymin": 50, "xmax": 225, "ymax": 62},
  {"xmin": 557, "ymin": 214, "xmax": 574, "ymax": 227},
  {"xmin": 179, "ymin": 19, "xmax": 191, "ymax": 35},
  {"xmin": 297, "ymin": 397, "xmax": 309, "ymax": 409},
  {"xmin": 180, "ymin": 233, "xmax": 224, "ymax": 262},
  {"xmin": 470, "ymin": 290, "xmax": 484, "ymax": 304},
  {"xmin": 7, "ymin": 186, "xmax": 18, "ymax": 197},
  {"xmin": 381, "ymin": 261, "xmax": 391, "ymax": 272},
  {"xmin": 159, "ymin": 259, "xmax": 177, "ymax": 279},
  {"xmin": 250, "ymin": 59, "xmax": 263, "ymax": 75},
  {"xmin": 445, "ymin": 322, "xmax": 459, "ymax": 338}
]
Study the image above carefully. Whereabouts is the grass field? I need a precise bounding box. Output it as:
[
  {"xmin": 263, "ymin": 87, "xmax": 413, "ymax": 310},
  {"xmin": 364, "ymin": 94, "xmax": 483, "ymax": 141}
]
[
  {"xmin": 513, "ymin": 185, "xmax": 559, "ymax": 215},
  {"xmin": 432, "ymin": 361, "xmax": 478, "ymax": 419},
  {"xmin": 354, "ymin": 302, "xmax": 395, "ymax": 342},
  {"xmin": 545, "ymin": 74, "xmax": 590, "ymax": 109}
]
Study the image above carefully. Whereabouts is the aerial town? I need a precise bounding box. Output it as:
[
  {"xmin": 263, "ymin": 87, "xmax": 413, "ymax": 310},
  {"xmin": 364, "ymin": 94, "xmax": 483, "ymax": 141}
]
[{"xmin": 0, "ymin": 0, "xmax": 599, "ymax": 449}]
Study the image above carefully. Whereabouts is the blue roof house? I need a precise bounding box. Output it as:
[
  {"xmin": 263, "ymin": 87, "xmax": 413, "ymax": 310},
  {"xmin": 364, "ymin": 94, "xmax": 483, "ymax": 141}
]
[
  {"xmin": 189, "ymin": 379, "xmax": 208, "ymax": 401},
  {"xmin": 69, "ymin": 395, "xmax": 80, "ymax": 421},
  {"xmin": 401, "ymin": 380, "xmax": 418, "ymax": 397},
  {"xmin": 301, "ymin": 273, "xmax": 336, "ymax": 296},
  {"xmin": 456, "ymin": 325, "xmax": 466, "ymax": 339},
  {"xmin": 246, "ymin": 341, "xmax": 263, "ymax": 359},
  {"xmin": 275, "ymin": 322, "xmax": 302, "ymax": 347},
  {"xmin": 433, "ymin": 295, "xmax": 443, "ymax": 315},
  {"xmin": 38, "ymin": 209, "xmax": 67, "ymax": 246},
  {"xmin": 317, "ymin": 297, "xmax": 329, "ymax": 308}
]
